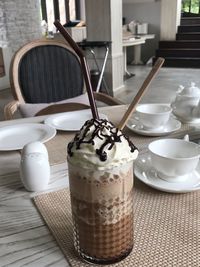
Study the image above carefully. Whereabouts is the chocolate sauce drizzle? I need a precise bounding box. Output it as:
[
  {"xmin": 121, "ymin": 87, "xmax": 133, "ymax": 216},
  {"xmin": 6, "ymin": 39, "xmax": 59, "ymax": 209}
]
[{"xmin": 67, "ymin": 119, "xmax": 137, "ymax": 162}]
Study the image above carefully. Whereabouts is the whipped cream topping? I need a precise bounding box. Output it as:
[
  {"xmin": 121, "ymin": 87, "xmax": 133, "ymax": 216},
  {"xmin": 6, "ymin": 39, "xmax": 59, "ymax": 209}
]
[{"xmin": 67, "ymin": 119, "xmax": 138, "ymax": 169}]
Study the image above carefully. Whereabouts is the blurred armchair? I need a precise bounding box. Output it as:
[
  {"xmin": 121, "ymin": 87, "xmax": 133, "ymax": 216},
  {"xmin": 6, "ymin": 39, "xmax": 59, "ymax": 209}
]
[{"xmin": 4, "ymin": 39, "xmax": 123, "ymax": 120}]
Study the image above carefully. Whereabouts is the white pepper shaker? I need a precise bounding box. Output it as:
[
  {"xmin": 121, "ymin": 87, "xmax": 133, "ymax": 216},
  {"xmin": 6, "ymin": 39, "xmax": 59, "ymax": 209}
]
[
  {"xmin": 20, "ymin": 142, "xmax": 50, "ymax": 191},
  {"xmin": 21, "ymin": 141, "xmax": 49, "ymax": 159}
]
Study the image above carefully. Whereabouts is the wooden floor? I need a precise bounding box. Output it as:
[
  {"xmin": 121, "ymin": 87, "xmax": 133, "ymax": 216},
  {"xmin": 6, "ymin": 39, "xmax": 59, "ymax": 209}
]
[{"xmin": 0, "ymin": 65, "xmax": 200, "ymax": 121}]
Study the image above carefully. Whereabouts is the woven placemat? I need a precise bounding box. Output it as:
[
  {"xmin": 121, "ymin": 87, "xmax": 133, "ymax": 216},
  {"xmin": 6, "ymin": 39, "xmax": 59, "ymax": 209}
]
[{"xmin": 33, "ymin": 182, "xmax": 200, "ymax": 267}]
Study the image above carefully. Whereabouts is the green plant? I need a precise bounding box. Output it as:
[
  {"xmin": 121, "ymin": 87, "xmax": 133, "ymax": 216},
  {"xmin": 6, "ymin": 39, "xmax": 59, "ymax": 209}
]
[{"xmin": 182, "ymin": 0, "xmax": 200, "ymax": 13}]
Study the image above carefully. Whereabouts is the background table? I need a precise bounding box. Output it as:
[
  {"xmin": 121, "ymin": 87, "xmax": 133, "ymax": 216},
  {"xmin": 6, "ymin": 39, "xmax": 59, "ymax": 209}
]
[
  {"xmin": 123, "ymin": 34, "xmax": 155, "ymax": 78},
  {"xmin": 123, "ymin": 38, "xmax": 145, "ymax": 78}
]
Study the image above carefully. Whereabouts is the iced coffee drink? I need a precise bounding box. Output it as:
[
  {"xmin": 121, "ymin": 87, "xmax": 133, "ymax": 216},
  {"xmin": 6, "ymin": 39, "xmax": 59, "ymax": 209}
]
[{"xmin": 67, "ymin": 119, "xmax": 138, "ymax": 264}]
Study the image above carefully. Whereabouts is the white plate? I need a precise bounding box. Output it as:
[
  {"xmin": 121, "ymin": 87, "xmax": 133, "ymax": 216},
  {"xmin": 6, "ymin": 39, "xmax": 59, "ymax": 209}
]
[
  {"xmin": 0, "ymin": 123, "xmax": 56, "ymax": 151},
  {"xmin": 44, "ymin": 110, "xmax": 108, "ymax": 131},
  {"xmin": 126, "ymin": 116, "xmax": 181, "ymax": 136},
  {"xmin": 172, "ymin": 103, "xmax": 200, "ymax": 124},
  {"xmin": 134, "ymin": 153, "xmax": 200, "ymax": 193}
]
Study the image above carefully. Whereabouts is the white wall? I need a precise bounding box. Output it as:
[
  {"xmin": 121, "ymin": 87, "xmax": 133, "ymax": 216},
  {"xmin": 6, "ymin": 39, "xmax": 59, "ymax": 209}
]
[
  {"xmin": 123, "ymin": 0, "xmax": 161, "ymax": 63},
  {"xmin": 0, "ymin": 0, "xmax": 42, "ymax": 53},
  {"xmin": 0, "ymin": 0, "xmax": 42, "ymax": 90}
]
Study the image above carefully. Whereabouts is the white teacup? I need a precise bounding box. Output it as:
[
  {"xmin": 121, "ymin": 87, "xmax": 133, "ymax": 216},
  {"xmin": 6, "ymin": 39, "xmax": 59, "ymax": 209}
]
[
  {"xmin": 136, "ymin": 104, "xmax": 172, "ymax": 129},
  {"xmin": 148, "ymin": 138, "xmax": 200, "ymax": 182}
]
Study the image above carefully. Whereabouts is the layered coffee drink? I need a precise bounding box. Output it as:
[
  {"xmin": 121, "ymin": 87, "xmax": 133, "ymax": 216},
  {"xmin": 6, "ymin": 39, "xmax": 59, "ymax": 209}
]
[{"xmin": 67, "ymin": 119, "xmax": 138, "ymax": 264}]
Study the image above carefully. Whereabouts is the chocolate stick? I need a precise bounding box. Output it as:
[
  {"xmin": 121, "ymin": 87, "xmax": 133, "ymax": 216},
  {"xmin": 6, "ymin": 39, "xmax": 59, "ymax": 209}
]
[
  {"xmin": 118, "ymin": 57, "xmax": 165, "ymax": 130},
  {"xmin": 54, "ymin": 20, "xmax": 99, "ymax": 120}
]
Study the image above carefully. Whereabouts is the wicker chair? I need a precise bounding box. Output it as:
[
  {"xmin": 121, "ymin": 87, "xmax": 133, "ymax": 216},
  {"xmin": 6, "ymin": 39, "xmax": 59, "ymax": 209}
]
[{"xmin": 4, "ymin": 39, "xmax": 123, "ymax": 120}]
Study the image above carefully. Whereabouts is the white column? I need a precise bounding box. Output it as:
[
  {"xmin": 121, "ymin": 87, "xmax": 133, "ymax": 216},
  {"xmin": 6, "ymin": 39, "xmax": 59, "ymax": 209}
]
[
  {"xmin": 85, "ymin": 0, "xmax": 124, "ymax": 94},
  {"xmin": 79, "ymin": 0, "xmax": 86, "ymax": 21},
  {"xmin": 160, "ymin": 0, "xmax": 182, "ymax": 41}
]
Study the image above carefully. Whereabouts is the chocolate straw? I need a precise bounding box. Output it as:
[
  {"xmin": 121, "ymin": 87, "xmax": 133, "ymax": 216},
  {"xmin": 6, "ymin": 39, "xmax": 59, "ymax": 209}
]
[
  {"xmin": 118, "ymin": 57, "xmax": 165, "ymax": 130},
  {"xmin": 54, "ymin": 20, "xmax": 99, "ymax": 120}
]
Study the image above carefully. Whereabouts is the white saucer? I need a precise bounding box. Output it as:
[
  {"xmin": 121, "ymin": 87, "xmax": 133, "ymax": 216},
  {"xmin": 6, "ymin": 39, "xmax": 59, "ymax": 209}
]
[
  {"xmin": 126, "ymin": 116, "xmax": 181, "ymax": 136},
  {"xmin": 172, "ymin": 104, "xmax": 200, "ymax": 124},
  {"xmin": 134, "ymin": 154, "xmax": 200, "ymax": 193}
]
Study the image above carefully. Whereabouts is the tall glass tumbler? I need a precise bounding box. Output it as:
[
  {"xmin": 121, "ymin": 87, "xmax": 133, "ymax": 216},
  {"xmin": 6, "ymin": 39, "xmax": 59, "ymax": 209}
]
[{"xmin": 68, "ymin": 159, "xmax": 134, "ymax": 264}]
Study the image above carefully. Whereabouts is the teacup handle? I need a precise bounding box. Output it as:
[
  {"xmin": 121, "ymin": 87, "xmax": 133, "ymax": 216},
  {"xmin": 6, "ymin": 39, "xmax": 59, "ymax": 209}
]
[
  {"xmin": 132, "ymin": 111, "xmax": 139, "ymax": 121},
  {"xmin": 133, "ymin": 115, "xmax": 139, "ymax": 121},
  {"xmin": 183, "ymin": 135, "xmax": 200, "ymax": 166}
]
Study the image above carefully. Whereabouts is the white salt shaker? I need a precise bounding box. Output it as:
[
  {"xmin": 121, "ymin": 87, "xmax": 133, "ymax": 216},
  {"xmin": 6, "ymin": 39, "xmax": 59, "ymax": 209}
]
[
  {"xmin": 20, "ymin": 142, "xmax": 50, "ymax": 191},
  {"xmin": 21, "ymin": 141, "xmax": 49, "ymax": 159}
]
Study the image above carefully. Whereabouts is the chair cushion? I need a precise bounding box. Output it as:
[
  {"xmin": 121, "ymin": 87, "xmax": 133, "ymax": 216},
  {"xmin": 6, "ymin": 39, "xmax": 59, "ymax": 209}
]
[{"xmin": 19, "ymin": 93, "xmax": 90, "ymax": 117}]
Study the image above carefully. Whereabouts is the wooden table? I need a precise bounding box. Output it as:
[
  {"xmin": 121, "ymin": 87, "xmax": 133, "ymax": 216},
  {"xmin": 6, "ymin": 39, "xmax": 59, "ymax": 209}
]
[
  {"xmin": 0, "ymin": 106, "xmax": 128, "ymax": 267},
  {"xmin": 0, "ymin": 105, "xmax": 199, "ymax": 267}
]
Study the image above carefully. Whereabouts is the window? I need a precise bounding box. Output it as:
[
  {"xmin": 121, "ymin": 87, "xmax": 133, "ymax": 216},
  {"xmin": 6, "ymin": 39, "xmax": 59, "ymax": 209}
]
[
  {"xmin": 40, "ymin": 0, "xmax": 81, "ymax": 30},
  {"xmin": 182, "ymin": 0, "xmax": 200, "ymax": 14}
]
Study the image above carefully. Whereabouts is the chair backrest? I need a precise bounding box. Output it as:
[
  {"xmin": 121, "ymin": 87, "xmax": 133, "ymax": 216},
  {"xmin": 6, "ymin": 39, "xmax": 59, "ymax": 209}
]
[{"xmin": 10, "ymin": 40, "xmax": 84, "ymax": 104}]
